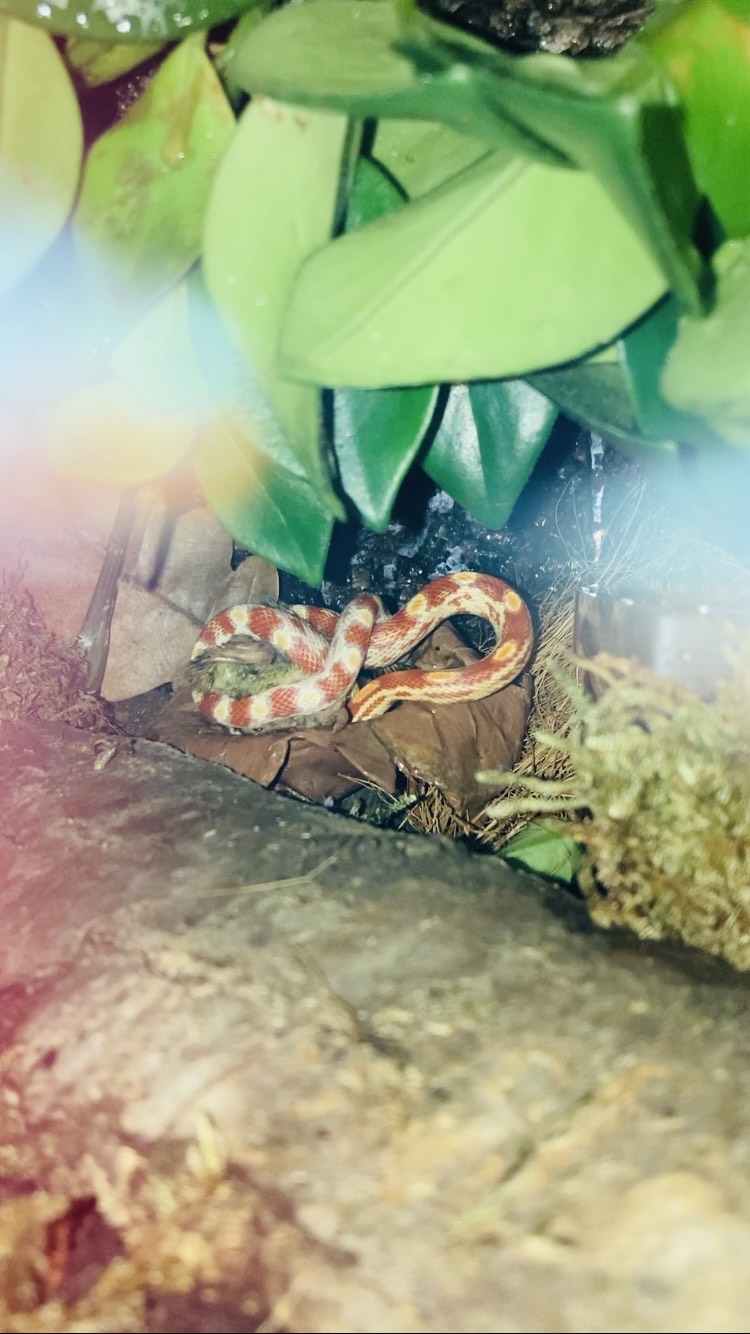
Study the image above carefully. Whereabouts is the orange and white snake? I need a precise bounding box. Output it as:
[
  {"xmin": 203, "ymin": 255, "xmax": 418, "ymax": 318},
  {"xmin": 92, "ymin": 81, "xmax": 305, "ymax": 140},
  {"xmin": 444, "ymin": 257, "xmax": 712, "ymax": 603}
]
[{"xmin": 191, "ymin": 570, "xmax": 533, "ymax": 733}]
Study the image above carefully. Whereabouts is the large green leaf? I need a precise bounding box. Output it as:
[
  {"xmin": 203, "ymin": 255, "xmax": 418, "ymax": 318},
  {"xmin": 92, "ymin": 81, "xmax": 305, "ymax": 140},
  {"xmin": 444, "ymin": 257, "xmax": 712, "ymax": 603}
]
[
  {"xmin": 195, "ymin": 413, "xmax": 335, "ymax": 584},
  {"xmin": 661, "ymin": 238, "xmax": 750, "ymax": 445},
  {"xmin": 335, "ymin": 383, "xmax": 438, "ymax": 529},
  {"xmin": 44, "ymin": 275, "xmax": 204, "ymax": 485},
  {"xmin": 231, "ymin": 0, "xmax": 564, "ymax": 158},
  {"xmin": 644, "ymin": 0, "xmax": 750, "ymax": 237},
  {"xmin": 530, "ymin": 356, "xmax": 678, "ymax": 455},
  {"xmin": 203, "ymin": 94, "xmax": 350, "ymax": 514},
  {"xmin": 530, "ymin": 296, "xmax": 725, "ymax": 455},
  {"xmin": 2, "ymin": 0, "xmax": 254, "ymax": 43},
  {"xmin": 191, "ymin": 273, "xmax": 338, "ymax": 582},
  {"xmin": 112, "ymin": 277, "xmax": 208, "ymax": 410},
  {"xmin": 280, "ymin": 148, "xmax": 667, "ymax": 388},
  {"xmin": 233, "ymin": 0, "xmax": 426, "ymax": 110},
  {"xmin": 399, "ymin": 0, "xmax": 702, "ymax": 311},
  {"xmin": 334, "ymin": 156, "xmax": 438, "ymax": 529},
  {"xmin": 372, "ymin": 118, "xmax": 489, "ymax": 198},
  {"xmin": 423, "ymin": 380, "xmax": 557, "ymax": 528},
  {"xmin": 73, "ymin": 34, "xmax": 235, "ymax": 302},
  {"xmin": 715, "ymin": 0, "xmax": 750, "ymax": 16},
  {"xmin": 0, "ymin": 16, "xmax": 82, "ymax": 298},
  {"xmin": 65, "ymin": 35, "xmax": 165, "ymax": 85},
  {"xmin": 235, "ymin": 0, "xmax": 702, "ymax": 310},
  {"xmin": 620, "ymin": 296, "xmax": 721, "ymax": 448}
]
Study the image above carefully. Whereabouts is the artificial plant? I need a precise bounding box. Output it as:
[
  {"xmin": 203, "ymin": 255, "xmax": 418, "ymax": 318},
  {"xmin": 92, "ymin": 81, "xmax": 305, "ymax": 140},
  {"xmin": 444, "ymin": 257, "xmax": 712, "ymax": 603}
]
[{"xmin": 1, "ymin": 0, "xmax": 749, "ymax": 581}]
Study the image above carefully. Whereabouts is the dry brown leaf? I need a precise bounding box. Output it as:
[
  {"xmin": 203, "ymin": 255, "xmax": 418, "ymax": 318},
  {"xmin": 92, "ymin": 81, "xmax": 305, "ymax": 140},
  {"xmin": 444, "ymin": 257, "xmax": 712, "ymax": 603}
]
[
  {"xmin": 205, "ymin": 555, "xmax": 279, "ymax": 620},
  {"xmin": 154, "ymin": 687, "xmax": 397, "ymax": 800},
  {"xmin": 370, "ymin": 688, "xmax": 532, "ymax": 818},
  {"xmin": 368, "ymin": 625, "xmax": 533, "ymax": 817},
  {"xmin": 101, "ymin": 504, "xmax": 234, "ymax": 700},
  {"xmin": 155, "ymin": 689, "xmax": 292, "ymax": 788},
  {"xmin": 279, "ymin": 724, "xmax": 397, "ymax": 803}
]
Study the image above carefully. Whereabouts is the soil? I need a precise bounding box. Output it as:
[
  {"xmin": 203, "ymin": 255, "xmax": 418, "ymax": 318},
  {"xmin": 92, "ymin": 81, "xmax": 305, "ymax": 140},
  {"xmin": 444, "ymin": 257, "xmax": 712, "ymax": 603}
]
[{"xmin": 3, "ymin": 718, "xmax": 750, "ymax": 1333}]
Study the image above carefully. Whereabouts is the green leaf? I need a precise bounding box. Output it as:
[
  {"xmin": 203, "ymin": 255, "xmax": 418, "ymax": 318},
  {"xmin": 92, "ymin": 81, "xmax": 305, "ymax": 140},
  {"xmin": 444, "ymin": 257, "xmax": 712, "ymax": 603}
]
[
  {"xmin": 400, "ymin": 0, "xmax": 702, "ymax": 311},
  {"xmin": 112, "ymin": 277, "xmax": 207, "ymax": 410},
  {"xmin": 0, "ymin": 16, "xmax": 82, "ymax": 298},
  {"xmin": 203, "ymin": 94, "xmax": 350, "ymax": 513},
  {"xmin": 233, "ymin": 0, "xmax": 424, "ymax": 109},
  {"xmin": 644, "ymin": 0, "xmax": 750, "ymax": 237},
  {"xmin": 661, "ymin": 238, "xmax": 750, "ymax": 444},
  {"xmin": 423, "ymin": 380, "xmax": 557, "ymax": 528},
  {"xmin": 346, "ymin": 151, "xmax": 406, "ymax": 226},
  {"xmin": 190, "ymin": 274, "xmax": 338, "ymax": 582},
  {"xmin": 43, "ymin": 378, "xmax": 198, "ymax": 484},
  {"xmin": 530, "ymin": 356, "xmax": 678, "ymax": 456},
  {"xmin": 280, "ymin": 148, "xmax": 667, "ymax": 388},
  {"xmin": 194, "ymin": 412, "xmax": 334, "ymax": 584},
  {"xmin": 530, "ymin": 297, "xmax": 723, "ymax": 457},
  {"xmin": 236, "ymin": 0, "xmax": 702, "ymax": 310},
  {"xmin": 213, "ymin": 2, "xmax": 276, "ymax": 102},
  {"xmin": 44, "ymin": 274, "xmax": 204, "ymax": 485},
  {"xmin": 335, "ymin": 383, "xmax": 438, "ymax": 529},
  {"xmin": 714, "ymin": 0, "xmax": 750, "ymax": 17},
  {"xmin": 73, "ymin": 34, "xmax": 235, "ymax": 302},
  {"xmin": 620, "ymin": 296, "xmax": 720, "ymax": 448},
  {"xmin": 372, "ymin": 118, "xmax": 489, "ymax": 198},
  {"xmin": 65, "ymin": 35, "xmax": 165, "ymax": 86},
  {"xmin": 334, "ymin": 156, "xmax": 438, "ymax": 529},
  {"xmin": 3, "ymin": 0, "xmax": 254, "ymax": 44},
  {"xmin": 232, "ymin": 0, "xmax": 563, "ymax": 158},
  {"xmin": 501, "ymin": 822, "xmax": 584, "ymax": 884}
]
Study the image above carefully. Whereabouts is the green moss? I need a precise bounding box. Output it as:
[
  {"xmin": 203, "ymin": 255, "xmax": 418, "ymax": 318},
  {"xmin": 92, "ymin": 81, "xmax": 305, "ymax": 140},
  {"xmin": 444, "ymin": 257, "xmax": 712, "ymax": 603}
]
[
  {"xmin": 572, "ymin": 654, "xmax": 750, "ymax": 967},
  {"xmin": 487, "ymin": 648, "xmax": 750, "ymax": 969}
]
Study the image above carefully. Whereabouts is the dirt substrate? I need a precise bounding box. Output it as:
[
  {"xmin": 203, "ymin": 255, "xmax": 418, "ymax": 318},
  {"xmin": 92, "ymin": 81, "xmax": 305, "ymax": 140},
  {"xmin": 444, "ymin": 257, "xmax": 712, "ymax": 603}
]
[{"xmin": 2, "ymin": 718, "xmax": 750, "ymax": 1333}]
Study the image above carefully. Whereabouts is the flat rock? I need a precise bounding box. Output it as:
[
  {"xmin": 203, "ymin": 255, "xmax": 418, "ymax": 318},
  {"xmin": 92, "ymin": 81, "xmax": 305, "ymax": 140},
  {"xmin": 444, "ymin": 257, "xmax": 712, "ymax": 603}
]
[{"xmin": 1, "ymin": 719, "xmax": 749, "ymax": 1333}]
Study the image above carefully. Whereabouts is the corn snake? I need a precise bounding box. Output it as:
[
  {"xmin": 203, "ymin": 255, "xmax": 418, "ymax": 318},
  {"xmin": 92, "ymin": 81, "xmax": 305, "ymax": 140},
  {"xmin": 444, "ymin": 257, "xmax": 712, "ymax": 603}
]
[{"xmin": 191, "ymin": 570, "xmax": 533, "ymax": 733}]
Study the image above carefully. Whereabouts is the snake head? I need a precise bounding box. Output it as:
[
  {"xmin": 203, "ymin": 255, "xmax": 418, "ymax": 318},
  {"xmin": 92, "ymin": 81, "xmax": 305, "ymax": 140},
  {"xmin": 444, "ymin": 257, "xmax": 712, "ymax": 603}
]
[{"xmin": 199, "ymin": 636, "xmax": 279, "ymax": 668}]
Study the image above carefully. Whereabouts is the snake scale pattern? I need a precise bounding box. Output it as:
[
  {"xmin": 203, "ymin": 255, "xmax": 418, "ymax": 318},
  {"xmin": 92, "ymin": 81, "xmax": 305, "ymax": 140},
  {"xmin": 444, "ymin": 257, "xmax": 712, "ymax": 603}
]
[{"xmin": 192, "ymin": 570, "xmax": 533, "ymax": 733}]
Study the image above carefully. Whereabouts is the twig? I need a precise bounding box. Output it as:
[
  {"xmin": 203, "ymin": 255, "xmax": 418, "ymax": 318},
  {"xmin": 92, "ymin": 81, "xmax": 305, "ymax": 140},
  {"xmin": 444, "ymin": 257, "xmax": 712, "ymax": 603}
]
[{"xmin": 184, "ymin": 853, "xmax": 340, "ymax": 900}]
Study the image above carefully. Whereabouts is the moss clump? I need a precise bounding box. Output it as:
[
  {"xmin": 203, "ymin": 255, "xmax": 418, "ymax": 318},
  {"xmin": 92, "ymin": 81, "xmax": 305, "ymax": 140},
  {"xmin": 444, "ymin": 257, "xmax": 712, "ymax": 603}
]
[
  {"xmin": 571, "ymin": 654, "xmax": 750, "ymax": 967},
  {"xmin": 489, "ymin": 648, "xmax": 750, "ymax": 969}
]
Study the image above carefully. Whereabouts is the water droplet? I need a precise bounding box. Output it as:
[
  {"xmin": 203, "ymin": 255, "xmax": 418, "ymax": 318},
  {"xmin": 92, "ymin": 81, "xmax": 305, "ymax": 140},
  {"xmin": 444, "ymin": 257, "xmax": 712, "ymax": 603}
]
[
  {"xmin": 36, "ymin": 3, "xmax": 52, "ymax": 18},
  {"xmin": 75, "ymin": 11, "xmax": 88, "ymax": 27},
  {"xmin": 116, "ymin": 18, "xmax": 131, "ymax": 32}
]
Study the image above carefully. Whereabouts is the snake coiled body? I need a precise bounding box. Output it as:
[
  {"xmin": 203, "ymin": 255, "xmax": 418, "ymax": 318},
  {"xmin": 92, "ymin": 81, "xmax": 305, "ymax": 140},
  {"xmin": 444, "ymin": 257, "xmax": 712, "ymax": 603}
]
[{"xmin": 191, "ymin": 570, "xmax": 533, "ymax": 733}]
